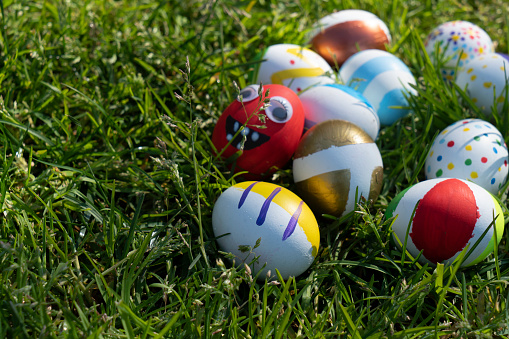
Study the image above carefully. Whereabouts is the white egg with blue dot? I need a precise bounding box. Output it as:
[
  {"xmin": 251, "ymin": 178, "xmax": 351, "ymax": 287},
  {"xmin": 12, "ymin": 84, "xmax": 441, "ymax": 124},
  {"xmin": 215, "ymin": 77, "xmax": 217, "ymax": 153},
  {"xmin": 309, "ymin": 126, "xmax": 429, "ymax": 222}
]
[
  {"xmin": 425, "ymin": 20, "xmax": 494, "ymax": 81},
  {"xmin": 339, "ymin": 49, "xmax": 417, "ymax": 126},
  {"xmin": 299, "ymin": 84, "xmax": 380, "ymax": 140},
  {"xmin": 425, "ymin": 119, "xmax": 508, "ymax": 194}
]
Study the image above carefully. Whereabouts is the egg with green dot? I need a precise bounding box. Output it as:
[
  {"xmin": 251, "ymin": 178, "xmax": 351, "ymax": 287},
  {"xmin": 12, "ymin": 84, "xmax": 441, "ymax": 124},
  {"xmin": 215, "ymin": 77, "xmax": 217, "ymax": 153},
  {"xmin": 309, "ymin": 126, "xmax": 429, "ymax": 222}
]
[{"xmin": 425, "ymin": 119, "xmax": 508, "ymax": 194}]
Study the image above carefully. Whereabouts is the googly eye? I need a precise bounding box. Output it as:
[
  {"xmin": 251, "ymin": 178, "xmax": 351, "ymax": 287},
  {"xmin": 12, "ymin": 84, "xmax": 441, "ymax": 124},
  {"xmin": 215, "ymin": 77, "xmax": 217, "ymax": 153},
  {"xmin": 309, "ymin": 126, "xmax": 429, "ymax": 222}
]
[
  {"xmin": 237, "ymin": 85, "xmax": 261, "ymax": 103},
  {"xmin": 265, "ymin": 96, "xmax": 293, "ymax": 123}
]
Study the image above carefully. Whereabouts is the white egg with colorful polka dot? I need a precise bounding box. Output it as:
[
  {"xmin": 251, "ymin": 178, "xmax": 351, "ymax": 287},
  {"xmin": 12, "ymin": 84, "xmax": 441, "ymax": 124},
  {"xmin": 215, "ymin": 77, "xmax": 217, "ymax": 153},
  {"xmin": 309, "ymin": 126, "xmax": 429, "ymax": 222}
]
[
  {"xmin": 425, "ymin": 119, "xmax": 508, "ymax": 194},
  {"xmin": 425, "ymin": 20, "xmax": 494, "ymax": 80},
  {"xmin": 456, "ymin": 53, "xmax": 509, "ymax": 116}
]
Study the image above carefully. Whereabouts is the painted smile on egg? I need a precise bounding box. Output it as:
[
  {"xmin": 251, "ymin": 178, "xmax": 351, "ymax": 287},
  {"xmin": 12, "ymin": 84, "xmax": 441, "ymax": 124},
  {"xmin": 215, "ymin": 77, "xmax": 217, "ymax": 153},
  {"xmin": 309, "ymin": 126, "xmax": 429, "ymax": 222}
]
[{"xmin": 225, "ymin": 115, "xmax": 270, "ymax": 150}]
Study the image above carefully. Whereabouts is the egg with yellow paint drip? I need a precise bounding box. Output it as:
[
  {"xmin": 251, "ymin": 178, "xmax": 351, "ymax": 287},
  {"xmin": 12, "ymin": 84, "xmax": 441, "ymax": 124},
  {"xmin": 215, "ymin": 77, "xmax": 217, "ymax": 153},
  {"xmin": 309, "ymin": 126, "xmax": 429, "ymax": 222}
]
[
  {"xmin": 425, "ymin": 119, "xmax": 508, "ymax": 194},
  {"xmin": 251, "ymin": 44, "xmax": 334, "ymax": 94},
  {"xmin": 212, "ymin": 181, "xmax": 320, "ymax": 280},
  {"xmin": 456, "ymin": 53, "xmax": 509, "ymax": 116}
]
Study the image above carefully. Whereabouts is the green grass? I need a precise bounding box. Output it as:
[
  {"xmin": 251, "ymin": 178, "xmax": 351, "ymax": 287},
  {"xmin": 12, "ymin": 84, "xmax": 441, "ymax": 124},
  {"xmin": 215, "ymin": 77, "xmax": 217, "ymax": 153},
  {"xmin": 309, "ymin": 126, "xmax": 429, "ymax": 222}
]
[{"xmin": 1, "ymin": 0, "xmax": 509, "ymax": 337}]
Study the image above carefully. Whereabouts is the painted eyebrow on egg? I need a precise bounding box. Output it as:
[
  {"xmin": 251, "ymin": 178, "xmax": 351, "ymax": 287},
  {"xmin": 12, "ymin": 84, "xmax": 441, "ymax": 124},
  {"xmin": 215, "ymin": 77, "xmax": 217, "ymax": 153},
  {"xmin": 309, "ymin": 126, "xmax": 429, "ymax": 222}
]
[
  {"xmin": 238, "ymin": 183, "xmax": 303, "ymax": 240},
  {"xmin": 256, "ymin": 187, "xmax": 282, "ymax": 226},
  {"xmin": 238, "ymin": 181, "xmax": 259, "ymax": 209},
  {"xmin": 282, "ymin": 200, "xmax": 303, "ymax": 241}
]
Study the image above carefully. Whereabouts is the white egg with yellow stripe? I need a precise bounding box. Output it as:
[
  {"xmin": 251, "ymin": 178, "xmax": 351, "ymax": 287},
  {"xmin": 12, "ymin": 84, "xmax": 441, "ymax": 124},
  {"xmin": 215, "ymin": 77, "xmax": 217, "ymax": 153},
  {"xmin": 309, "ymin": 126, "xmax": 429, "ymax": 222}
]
[
  {"xmin": 293, "ymin": 120, "xmax": 383, "ymax": 218},
  {"xmin": 213, "ymin": 181, "xmax": 320, "ymax": 280},
  {"xmin": 252, "ymin": 43, "xmax": 334, "ymax": 94}
]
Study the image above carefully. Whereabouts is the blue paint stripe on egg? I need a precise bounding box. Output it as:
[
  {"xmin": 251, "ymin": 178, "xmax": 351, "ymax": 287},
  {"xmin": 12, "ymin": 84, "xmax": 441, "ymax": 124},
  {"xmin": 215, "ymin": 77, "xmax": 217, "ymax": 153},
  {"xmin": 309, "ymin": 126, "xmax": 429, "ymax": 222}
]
[
  {"xmin": 344, "ymin": 56, "xmax": 412, "ymax": 93},
  {"xmin": 324, "ymin": 83, "xmax": 374, "ymax": 109},
  {"xmin": 377, "ymin": 88, "xmax": 412, "ymax": 125}
]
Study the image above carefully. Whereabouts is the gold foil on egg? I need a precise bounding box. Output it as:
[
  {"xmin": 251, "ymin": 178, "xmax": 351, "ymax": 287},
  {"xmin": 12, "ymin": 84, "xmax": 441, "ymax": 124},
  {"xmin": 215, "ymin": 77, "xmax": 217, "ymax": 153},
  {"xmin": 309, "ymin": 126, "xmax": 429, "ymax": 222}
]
[
  {"xmin": 369, "ymin": 166, "xmax": 384, "ymax": 202},
  {"xmin": 311, "ymin": 21, "xmax": 390, "ymax": 67},
  {"xmin": 295, "ymin": 169, "xmax": 351, "ymax": 217},
  {"xmin": 294, "ymin": 120, "xmax": 374, "ymax": 159}
]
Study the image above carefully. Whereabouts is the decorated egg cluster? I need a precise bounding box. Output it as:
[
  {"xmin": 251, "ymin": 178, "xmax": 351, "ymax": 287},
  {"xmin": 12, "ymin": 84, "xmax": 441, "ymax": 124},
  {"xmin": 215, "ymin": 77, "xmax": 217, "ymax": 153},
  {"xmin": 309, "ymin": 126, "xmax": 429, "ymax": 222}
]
[{"xmin": 211, "ymin": 9, "xmax": 508, "ymax": 280}]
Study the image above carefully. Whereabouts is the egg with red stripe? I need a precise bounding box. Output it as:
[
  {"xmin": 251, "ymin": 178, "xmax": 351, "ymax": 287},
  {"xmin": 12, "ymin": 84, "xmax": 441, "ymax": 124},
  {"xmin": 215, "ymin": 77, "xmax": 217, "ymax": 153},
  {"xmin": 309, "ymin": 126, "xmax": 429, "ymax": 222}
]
[
  {"xmin": 212, "ymin": 181, "xmax": 320, "ymax": 280},
  {"xmin": 425, "ymin": 119, "xmax": 508, "ymax": 194},
  {"xmin": 211, "ymin": 84, "xmax": 305, "ymax": 179},
  {"xmin": 386, "ymin": 178, "xmax": 504, "ymax": 267},
  {"xmin": 251, "ymin": 44, "xmax": 334, "ymax": 94}
]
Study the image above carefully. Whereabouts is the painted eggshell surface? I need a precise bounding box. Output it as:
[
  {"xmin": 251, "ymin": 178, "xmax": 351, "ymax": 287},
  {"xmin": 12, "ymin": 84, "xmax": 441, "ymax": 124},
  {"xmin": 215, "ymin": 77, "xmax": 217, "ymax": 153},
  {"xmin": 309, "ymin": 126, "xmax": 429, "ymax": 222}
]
[
  {"xmin": 211, "ymin": 84, "xmax": 305, "ymax": 178},
  {"xmin": 299, "ymin": 84, "xmax": 380, "ymax": 140},
  {"xmin": 386, "ymin": 178, "xmax": 504, "ymax": 267},
  {"xmin": 212, "ymin": 181, "xmax": 320, "ymax": 280},
  {"xmin": 425, "ymin": 20, "xmax": 494, "ymax": 80},
  {"xmin": 252, "ymin": 44, "xmax": 334, "ymax": 94},
  {"xmin": 309, "ymin": 9, "xmax": 391, "ymax": 67},
  {"xmin": 339, "ymin": 49, "xmax": 417, "ymax": 126},
  {"xmin": 456, "ymin": 53, "xmax": 509, "ymax": 116},
  {"xmin": 293, "ymin": 120, "xmax": 383, "ymax": 218},
  {"xmin": 425, "ymin": 119, "xmax": 508, "ymax": 194}
]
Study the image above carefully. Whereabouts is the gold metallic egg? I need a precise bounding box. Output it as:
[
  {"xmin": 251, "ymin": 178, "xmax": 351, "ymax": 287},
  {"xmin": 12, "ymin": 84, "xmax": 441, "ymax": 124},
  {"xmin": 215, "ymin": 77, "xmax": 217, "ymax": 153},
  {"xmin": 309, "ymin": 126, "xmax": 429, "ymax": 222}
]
[
  {"xmin": 309, "ymin": 10, "xmax": 391, "ymax": 67},
  {"xmin": 292, "ymin": 120, "xmax": 383, "ymax": 218}
]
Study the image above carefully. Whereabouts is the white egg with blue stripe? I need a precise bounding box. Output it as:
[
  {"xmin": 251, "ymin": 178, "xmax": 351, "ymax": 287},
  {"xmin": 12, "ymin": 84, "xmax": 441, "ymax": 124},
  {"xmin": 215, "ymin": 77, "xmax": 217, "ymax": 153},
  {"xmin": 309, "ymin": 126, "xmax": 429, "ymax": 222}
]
[{"xmin": 339, "ymin": 49, "xmax": 417, "ymax": 126}]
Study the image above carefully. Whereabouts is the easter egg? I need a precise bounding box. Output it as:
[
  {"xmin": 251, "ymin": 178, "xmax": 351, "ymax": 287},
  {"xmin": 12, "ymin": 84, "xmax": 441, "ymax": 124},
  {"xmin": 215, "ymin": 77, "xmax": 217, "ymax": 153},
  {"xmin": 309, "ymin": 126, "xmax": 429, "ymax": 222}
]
[
  {"xmin": 386, "ymin": 178, "xmax": 504, "ymax": 267},
  {"xmin": 309, "ymin": 9, "xmax": 391, "ymax": 67},
  {"xmin": 212, "ymin": 181, "xmax": 320, "ymax": 280},
  {"xmin": 339, "ymin": 49, "xmax": 417, "ymax": 126},
  {"xmin": 424, "ymin": 20, "xmax": 494, "ymax": 80},
  {"xmin": 293, "ymin": 120, "xmax": 383, "ymax": 218},
  {"xmin": 299, "ymin": 84, "xmax": 380, "ymax": 140},
  {"xmin": 425, "ymin": 119, "xmax": 508, "ymax": 195},
  {"xmin": 251, "ymin": 44, "xmax": 334, "ymax": 94},
  {"xmin": 212, "ymin": 84, "xmax": 305, "ymax": 178},
  {"xmin": 455, "ymin": 53, "xmax": 509, "ymax": 116}
]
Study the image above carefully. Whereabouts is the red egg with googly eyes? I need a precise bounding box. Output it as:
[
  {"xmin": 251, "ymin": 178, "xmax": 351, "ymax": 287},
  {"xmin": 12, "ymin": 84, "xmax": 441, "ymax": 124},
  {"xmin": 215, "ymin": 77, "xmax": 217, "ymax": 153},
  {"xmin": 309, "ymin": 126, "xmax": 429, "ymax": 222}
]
[{"xmin": 212, "ymin": 84, "xmax": 305, "ymax": 178}]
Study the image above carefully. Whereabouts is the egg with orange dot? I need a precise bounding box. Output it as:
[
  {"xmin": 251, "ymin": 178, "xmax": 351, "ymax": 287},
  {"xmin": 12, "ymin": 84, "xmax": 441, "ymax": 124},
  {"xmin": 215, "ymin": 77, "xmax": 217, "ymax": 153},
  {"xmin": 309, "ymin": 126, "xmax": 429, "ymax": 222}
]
[
  {"xmin": 425, "ymin": 119, "xmax": 508, "ymax": 194},
  {"xmin": 425, "ymin": 21, "xmax": 493, "ymax": 80},
  {"xmin": 212, "ymin": 181, "xmax": 320, "ymax": 280},
  {"xmin": 456, "ymin": 53, "xmax": 509, "ymax": 116},
  {"xmin": 251, "ymin": 44, "xmax": 334, "ymax": 94}
]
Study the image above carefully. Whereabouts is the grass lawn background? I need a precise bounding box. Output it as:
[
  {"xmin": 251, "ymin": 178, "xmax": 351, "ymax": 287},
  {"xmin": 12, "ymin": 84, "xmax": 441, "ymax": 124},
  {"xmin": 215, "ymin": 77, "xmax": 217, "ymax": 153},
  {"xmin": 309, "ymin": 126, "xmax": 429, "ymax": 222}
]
[{"xmin": 1, "ymin": 0, "xmax": 509, "ymax": 337}]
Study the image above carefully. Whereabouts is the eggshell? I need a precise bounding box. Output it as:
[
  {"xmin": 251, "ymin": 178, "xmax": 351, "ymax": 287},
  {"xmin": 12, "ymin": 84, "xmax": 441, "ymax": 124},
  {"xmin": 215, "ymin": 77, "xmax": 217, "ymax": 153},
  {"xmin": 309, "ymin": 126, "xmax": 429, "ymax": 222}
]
[
  {"xmin": 212, "ymin": 181, "xmax": 320, "ymax": 280},
  {"xmin": 386, "ymin": 178, "xmax": 504, "ymax": 267},
  {"xmin": 211, "ymin": 84, "xmax": 305, "ymax": 179},
  {"xmin": 425, "ymin": 20, "xmax": 494, "ymax": 80},
  {"xmin": 299, "ymin": 84, "xmax": 380, "ymax": 140},
  {"xmin": 251, "ymin": 44, "xmax": 334, "ymax": 94},
  {"xmin": 309, "ymin": 9, "xmax": 391, "ymax": 67},
  {"xmin": 293, "ymin": 120, "xmax": 383, "ymax": 218},
  {"xmin": 425, "ymin": 119, "xmax": 508, "ymax": 194},
  {"xmin": 339, "ymin": 49, "xmax": 417, "ymax": 126},
  {"xmin": 455, "ymin": 53, "xmax": 509, "ymax": 116}
]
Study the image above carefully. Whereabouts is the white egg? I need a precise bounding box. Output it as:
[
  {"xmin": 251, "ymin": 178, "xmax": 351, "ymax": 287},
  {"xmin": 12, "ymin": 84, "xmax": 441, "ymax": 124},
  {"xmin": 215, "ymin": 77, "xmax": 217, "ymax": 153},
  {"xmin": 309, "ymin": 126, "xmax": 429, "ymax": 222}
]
[
  {"xmin": 339, "ymin": 49, "xmax": 417, "ymax": 126},
  {"xmin": 299, "ymin": 84, "xmax": 380, "ymax": 140},
  {"xmin": 212, "ymin": 181, "xmax": 320, "ymax": 280},
  {"xmin": 386, "ymin": 178, "xmax": 504, "ymax": 267},
  {"xmin": 252, "ymin": 44, "xmax": 334, "ymax": 94},
  {"xmin": 425, "ymin": 119, "xmax": 508, "ymax": 195},
  {"xmin": 425, "ymin": 20, "xmax": 494, "ymax": 80},
  {"xmin": 456, "ymin": 53, "xmax": 509, "ymax": 116}
]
